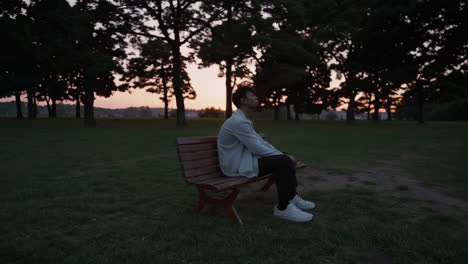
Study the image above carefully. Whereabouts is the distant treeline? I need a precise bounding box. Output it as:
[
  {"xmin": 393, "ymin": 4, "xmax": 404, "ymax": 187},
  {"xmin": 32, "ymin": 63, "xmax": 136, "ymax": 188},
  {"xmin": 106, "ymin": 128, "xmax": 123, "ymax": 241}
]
[{"xmin": 0, "ymin": 101, "xmax": 200, "ymax": 118}]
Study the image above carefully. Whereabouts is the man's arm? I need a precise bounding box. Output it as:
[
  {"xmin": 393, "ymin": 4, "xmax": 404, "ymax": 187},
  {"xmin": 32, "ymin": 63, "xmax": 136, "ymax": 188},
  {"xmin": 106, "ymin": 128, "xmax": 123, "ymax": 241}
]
[
  {"xmin": 232, "ymin": 121, "xmax": 283, "ymax": 157},
  {"xmin": 256, "ymin": 132, "xmax": 283, "ymax": 154}
]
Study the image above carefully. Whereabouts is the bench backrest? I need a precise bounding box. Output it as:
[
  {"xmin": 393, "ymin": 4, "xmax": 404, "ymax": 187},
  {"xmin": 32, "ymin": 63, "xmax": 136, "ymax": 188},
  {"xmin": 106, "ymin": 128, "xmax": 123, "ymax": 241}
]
[
  {"xmin": 176, "ymin": 134, "xmax": 266, "ymax": 185},
  {"xmin": 176, "ymin": 136, "xmax": 222, "ymax": 185}
]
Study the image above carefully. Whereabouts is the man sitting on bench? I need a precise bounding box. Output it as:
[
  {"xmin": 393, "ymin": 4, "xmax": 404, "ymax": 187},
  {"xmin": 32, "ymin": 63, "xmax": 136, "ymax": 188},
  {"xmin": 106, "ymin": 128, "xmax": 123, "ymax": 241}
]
[{"xmin": 217, "ymin": 85, "xmax": 316, "ymax": 222}]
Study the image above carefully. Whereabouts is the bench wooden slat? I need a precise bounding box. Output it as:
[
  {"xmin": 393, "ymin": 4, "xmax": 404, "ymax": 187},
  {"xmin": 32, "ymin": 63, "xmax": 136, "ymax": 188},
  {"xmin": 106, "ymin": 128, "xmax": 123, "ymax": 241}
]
[
  {"xmin": 196, "ymin": 174, "xmax": 272, "ymax": 192},
  {"xmin": 186, "ymin": 171, "xmax": 225, "ymax": 184},
  {"xmin": 182, "ymin": 158, "xmax": 219, "ymax": 170},
  {"xmin": 176, "ymin": 136, "xmax": 217, "ymax": 145},
  {"xmin": 177, "ymin": 143, "xmax": 217, "ymax": 153},
  {"xmin": 196, "ymin": 175, "xmax": 245, "ymax": 186},
  {"xmin": 209, "ymin": 177, "xmax": 254, "ymax": 191},
  {"xmin": 179, "ymin": 150, "xmax": 218, "ymax": 161},
  {"xmin": 184, "ymin": 165, "xmax": 221, "ymax": 178},
  {"xmin": 212, "ymin": 175, "xmax": 271, "ymax": 191}
]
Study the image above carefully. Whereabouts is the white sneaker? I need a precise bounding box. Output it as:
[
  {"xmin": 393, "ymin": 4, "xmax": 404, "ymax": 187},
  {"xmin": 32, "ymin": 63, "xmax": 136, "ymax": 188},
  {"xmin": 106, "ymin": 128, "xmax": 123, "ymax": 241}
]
[
  {"xmin": 273, "ymin": 203, "xmax": 313, "ymax": 222},
  {"xmin": 290, "ymin": 195, "xmax": 316, "ymax": 210}
]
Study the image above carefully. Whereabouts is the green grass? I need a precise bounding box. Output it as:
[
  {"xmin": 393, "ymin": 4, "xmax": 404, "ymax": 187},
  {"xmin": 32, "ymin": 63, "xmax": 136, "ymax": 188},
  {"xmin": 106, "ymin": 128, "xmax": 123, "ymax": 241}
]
[
  {"xmin": 396, "ymin": 185, "xmax": 410, "ymax": 191},
  {"xmin": 1, "ymin": 118, "xmax": 468, "ymax": 263},
  {"xmin": 363, "ymin": 180, "xmax": 377, "ymax": 186}
]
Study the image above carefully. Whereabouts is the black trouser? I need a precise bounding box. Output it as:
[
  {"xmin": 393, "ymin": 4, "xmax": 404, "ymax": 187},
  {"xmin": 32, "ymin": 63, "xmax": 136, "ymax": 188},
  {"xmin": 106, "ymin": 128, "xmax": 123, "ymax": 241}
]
[{"xmin": 258, "ymin": 154, "xmax": 298, "ymax": 210}]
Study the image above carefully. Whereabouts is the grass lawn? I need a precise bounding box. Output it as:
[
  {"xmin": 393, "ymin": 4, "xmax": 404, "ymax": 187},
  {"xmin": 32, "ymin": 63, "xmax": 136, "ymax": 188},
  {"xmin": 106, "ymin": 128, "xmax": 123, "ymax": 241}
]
[{"xmin": 1, "ymin": 118, "xmax": 468, "ymax": 263}]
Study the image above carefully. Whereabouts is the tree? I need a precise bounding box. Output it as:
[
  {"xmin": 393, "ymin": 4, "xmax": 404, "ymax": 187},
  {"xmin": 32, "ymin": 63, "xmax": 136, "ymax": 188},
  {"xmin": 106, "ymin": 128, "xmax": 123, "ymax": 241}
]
[
  {"xmin": 347, "ymin": 0, "xmax": 468, "ymax": 124},
  {"xmin": 0, "ymin": 0, "xmax": 27, "ymax": 18},
  {"xmin": 124, "ymin": 0, "xmax": 221, "ymax": 126},
  {"xmin": 0, "ymin": 2, "xmax": 36, "ymax": 119},
  {"xmin": 402, "ymin": 0, "xmax": 467, "ymax": 123},
  {"xmin": 121, "ymin": 39, "xmax": 196, "ymax": 119},
  {"xmin": 253, "ymin": 29, "xmax": 313, "ymax": 120},
  {"xmin": 73, "ymin": 0, "xmax": 128, "ymax": 127},
  {"xmin": 253, "ymin": 0, "xmax": 345, "ymax": 120},
  {"xmin": 191, "ymin": 0, "xmax": 259, "ymax": 118},
  {"xmin": 328, "ymin": 0, "xmax": 423, "ymax": 124},
  {"xmin": 27, "ymin": 0, "xmax": 82, "ymax": 118}
]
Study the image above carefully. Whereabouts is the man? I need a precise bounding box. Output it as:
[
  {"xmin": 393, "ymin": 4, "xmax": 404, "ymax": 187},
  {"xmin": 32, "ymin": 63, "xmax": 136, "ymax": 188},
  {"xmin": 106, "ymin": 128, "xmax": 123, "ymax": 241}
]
[{"xmin": 217, "ymin": 85, "xmax": 316, "ymax": 222}]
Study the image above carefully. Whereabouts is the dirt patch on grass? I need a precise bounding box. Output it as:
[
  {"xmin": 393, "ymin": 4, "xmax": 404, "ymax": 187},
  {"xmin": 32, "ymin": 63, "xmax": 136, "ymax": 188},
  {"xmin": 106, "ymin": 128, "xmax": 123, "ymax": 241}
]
[
  {"xmin": 302, "ymin": 161, "xmax": 468, "ymax": 223},
  {"xmin": 235, "ymin": 161, "xmax": 468, "ymax": 224}
]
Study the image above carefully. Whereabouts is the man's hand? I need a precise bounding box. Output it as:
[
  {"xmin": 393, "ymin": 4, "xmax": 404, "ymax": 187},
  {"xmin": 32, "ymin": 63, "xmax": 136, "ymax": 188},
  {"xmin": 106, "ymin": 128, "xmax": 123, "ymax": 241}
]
[{"xmin": 286, "ymin": 154, "xmax": 297, "ymax": 164}]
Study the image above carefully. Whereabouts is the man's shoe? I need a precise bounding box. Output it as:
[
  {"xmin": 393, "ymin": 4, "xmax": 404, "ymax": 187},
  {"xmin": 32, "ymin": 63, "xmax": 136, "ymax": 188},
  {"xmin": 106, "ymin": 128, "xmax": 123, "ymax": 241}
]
[
  {"xmin": 290, "ymin": 195, "xmax": 316, "ymax": 210},
  {"xmin": 273, "ymin": 203, "xmax": 313, "ymax": 222}
]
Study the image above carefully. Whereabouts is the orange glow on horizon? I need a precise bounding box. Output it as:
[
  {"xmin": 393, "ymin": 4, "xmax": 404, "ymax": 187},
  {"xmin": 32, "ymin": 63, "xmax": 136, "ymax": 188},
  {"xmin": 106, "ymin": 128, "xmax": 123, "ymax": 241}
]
[{"xmin": 95, "ymin": 63, "xmax": 231, "ymax": 110}]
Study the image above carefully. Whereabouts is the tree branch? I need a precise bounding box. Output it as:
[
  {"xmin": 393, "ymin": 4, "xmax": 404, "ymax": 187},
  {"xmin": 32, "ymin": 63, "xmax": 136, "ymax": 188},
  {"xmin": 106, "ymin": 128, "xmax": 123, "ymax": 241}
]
[
  {"xmin": 169, "ymin": 0, "xmax": 177, "ymax": 17},
  {"xmin": 128, "ymin": 29, "xmax": 166, "ymax": 41},
  {"xmin": 180, "ymin": 0, "xmax": 196, "ymax": 10},
  {"xmin": 143, "ymin": 0, "xmax": 174, "ymax": 44},
  {"xmin": 249, "ymin": 51, "xmax": 262, "ymax": 65},
  {"xmin": 180, "ymin": 10, "xmax": 222, "ymax": 45}
]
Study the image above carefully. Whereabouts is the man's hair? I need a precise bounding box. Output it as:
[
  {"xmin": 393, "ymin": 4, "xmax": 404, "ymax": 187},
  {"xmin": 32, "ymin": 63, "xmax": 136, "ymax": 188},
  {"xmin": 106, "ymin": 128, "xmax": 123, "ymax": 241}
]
[{"xmin": 232, "ymin": 86, "xmax": 256, "ymax": 109}]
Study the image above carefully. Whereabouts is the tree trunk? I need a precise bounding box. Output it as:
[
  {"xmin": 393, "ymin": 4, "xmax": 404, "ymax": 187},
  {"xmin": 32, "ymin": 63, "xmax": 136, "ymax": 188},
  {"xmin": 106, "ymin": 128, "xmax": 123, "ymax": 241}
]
[
  {"xmin": 51, "ymin": 97, "xmax": 57, "ymax": 118},
  {"xmin": 27, "ymin": 89, "xmax": 34, "ymax": 119},
  {"xmin": 294, "ymin": 104, "xmax": 300, "ymax": 120},
  {"xmin": 160, "ymin": 63, "xmax": 169, "ymax": 120},
  {"xmin": 386, "ymin": 105, "xmax": 392, "ymax": 121},
  {"xmin": 164, "ymin": 98, "xmax": 169, "ymax": 119},
  {"xmin": 14, "ymin": 89, "xmax": 23, "ymax": 119},
  {"xmin": 172, "ymin": 44, "xmax": 186, "ymax": 126},
  {"xmin": 83, "ymin": 76, "xmax": 96, "ymax": 128},
  {"xmin": 286, "ymin": 102, "xmax": 292, "ymax": 120},
  {"xmin": 274, "ymin": 105, "xmax": 279, "ymax": 120},
  {"xmin": 416, "ymin": 84, "xmax": 424, "ymax": 124},
  {"xmin": 225, "ymin": 58, "xmax": 233, "ymax": 118},
  {"xmin": 346, "ymin": 92, "xmax": 356, "ymax": 125},
  {"xmin": 33, "ymin": 93, "xmax": 37, "ymax": 118},
  {"xmin": 366, "ymin": 93, "xmax": 371, "ymax": 120},
  {"xmin": 48, "ymin": 76, "xmax": 58, "ymax": 118},
  {"xmin": 163, "ymin": 83, "xmax": 169, "ymax": 120},
  {"xmin": 45, "ymin": 97, "xmax": 52, "ymax": 117},
  {"xmin": 373, "ymin": 89, "xmax": 380, "ymax": 123},
  {"xmin": 75, "ymin": 94, "xmax": 81, "ymax": 119},
  {"xmin": 273, "ymin": 96, "xmax": 280, "ymax": 120},
  {"xmin": 224, "ymin": 4, "xmax": 234, "ymax": 119}
]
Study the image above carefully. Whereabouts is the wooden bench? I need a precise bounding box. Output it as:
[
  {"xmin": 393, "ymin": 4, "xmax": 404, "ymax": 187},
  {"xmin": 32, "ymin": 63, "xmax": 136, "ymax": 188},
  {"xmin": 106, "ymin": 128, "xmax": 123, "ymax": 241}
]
[{"xmin": 176, "ymin": 135, "xmax": 305, "ymax": 224}]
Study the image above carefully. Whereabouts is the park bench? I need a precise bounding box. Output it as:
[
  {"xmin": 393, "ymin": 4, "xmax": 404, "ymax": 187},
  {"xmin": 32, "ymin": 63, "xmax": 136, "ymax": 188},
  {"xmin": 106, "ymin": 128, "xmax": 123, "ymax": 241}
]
[{"xmin": 176, "ymin": 135, "xmax": 305, "ymax": 224}]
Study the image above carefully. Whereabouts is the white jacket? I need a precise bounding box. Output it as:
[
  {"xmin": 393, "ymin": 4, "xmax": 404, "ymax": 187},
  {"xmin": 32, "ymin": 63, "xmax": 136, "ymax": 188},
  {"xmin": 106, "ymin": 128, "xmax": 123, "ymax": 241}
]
[{"xmin": 217, "ymin": 109, "xmax": 283, "ymax": 178}]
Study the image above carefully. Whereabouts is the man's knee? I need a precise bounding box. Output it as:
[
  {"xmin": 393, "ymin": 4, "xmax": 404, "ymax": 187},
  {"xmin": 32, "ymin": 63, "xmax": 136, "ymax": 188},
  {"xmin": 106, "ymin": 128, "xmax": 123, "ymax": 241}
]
[{"xmin": 278, "ymin": 154, "xmax": 294, "ymax": 167}]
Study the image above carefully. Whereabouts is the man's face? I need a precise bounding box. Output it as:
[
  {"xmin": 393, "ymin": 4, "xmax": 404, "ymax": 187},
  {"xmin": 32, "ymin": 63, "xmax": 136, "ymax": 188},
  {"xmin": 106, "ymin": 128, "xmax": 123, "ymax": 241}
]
[{"xmin": 241, "ymin": 91, "xmax": 259, "ymax": 109}]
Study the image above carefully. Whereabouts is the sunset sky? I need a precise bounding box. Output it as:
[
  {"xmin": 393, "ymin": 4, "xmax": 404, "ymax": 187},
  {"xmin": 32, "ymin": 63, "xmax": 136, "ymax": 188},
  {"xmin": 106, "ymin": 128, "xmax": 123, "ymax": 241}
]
[
  {"xmin": 104, "ymin": 61, "xmax": 229, "ymax": 110},
  {"xmin": 97, "ymin": 61, "xmax": 344, "ymax": 110}
]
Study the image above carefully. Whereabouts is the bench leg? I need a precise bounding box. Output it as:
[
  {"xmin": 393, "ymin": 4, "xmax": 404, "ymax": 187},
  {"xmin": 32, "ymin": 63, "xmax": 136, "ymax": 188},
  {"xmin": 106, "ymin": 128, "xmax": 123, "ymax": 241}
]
[
  {"xmin": 194, "ymin": 187, "xmax": 208, "ymax": 213},
  {"xmin": 261, "ymin": 175, "xmax": 276, "ymax": 192},
  {"xmin": 193, "ymin": 187, "xmax": 243, "ymax": 224},
  {"xmin": 223, "ymin": 188, "xmax": 242, "ymax": 224}
]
